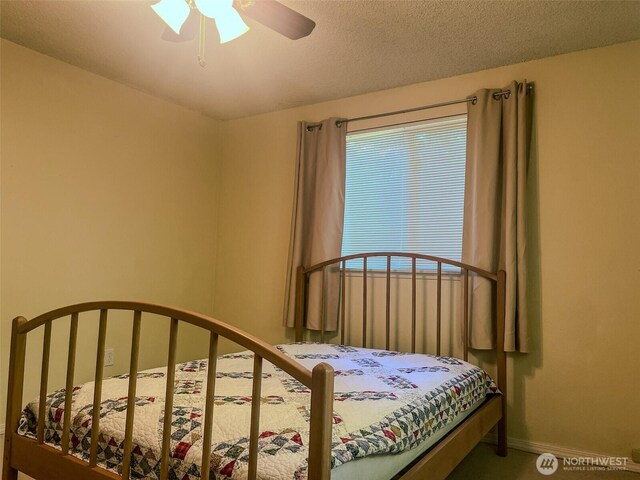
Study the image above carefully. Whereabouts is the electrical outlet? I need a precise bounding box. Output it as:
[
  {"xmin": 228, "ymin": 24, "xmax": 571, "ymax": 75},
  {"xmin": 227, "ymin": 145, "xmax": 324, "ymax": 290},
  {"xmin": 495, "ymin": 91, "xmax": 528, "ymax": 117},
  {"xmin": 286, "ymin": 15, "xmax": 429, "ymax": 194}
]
[
  {"xmin": 104, "ymin": 348, "xmax": 114, "ymax": 367},
  {"xmin": 632, "ymin": 448, "xmax": 640, "ymax": 463}
]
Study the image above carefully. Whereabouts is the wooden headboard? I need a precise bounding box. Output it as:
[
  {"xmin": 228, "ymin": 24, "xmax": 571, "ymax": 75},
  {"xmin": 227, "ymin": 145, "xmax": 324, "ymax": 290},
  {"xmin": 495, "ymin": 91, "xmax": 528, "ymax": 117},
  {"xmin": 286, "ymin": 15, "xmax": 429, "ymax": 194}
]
[{"xmin": 294, "ymin": 252, "xmax": 504, "ymax": 355}]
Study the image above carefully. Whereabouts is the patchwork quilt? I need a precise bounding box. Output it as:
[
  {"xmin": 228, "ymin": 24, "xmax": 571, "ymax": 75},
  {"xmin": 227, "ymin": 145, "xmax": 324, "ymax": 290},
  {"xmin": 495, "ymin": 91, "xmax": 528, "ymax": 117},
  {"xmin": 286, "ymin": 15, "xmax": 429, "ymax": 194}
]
[{"xmin": 19, "ymin": 343, "xmax": 498, "ymax": 479}]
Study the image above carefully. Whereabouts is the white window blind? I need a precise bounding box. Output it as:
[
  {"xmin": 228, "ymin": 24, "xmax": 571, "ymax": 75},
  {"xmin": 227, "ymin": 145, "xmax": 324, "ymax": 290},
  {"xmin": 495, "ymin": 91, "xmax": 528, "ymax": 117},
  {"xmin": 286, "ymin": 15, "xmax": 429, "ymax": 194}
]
[{"xmin": 342, "ymin": 115, "xmax": 467, "ymax": 271}]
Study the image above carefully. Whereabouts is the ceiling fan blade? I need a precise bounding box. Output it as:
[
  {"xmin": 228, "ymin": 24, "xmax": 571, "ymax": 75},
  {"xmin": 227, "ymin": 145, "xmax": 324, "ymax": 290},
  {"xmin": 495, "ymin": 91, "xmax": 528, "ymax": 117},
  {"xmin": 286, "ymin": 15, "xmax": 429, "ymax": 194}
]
[
  {"xmin": 161, "ymin": 9, "xmax": 198, "ymax": 42},
  {"xmin": 235, "ymin": 0, "xmax": 315, "ymax": 40}
]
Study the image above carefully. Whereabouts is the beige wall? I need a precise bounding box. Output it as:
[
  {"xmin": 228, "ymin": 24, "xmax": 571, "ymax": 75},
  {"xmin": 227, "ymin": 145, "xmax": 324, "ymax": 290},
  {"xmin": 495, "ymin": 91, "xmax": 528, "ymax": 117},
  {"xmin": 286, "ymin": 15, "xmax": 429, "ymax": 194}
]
[
  {"xmin": 215, "ymin": 40, "xmax": 640, "ymax": 457},
  {"xmin": 0, "ymin": 40, "xmax": 220, "ymax": 424}
]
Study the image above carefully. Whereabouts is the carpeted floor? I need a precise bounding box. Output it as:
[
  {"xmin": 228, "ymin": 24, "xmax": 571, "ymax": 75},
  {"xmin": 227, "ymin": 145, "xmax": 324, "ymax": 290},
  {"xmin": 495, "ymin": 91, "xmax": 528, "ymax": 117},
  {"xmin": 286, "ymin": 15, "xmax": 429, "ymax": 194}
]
[
  {"xmin": 2, "ymin": 436, "xmax": 638, "ymax": 479},
  {"xmin": 448, "ymin": 443, "xmax": 639, "ymax": 479}
]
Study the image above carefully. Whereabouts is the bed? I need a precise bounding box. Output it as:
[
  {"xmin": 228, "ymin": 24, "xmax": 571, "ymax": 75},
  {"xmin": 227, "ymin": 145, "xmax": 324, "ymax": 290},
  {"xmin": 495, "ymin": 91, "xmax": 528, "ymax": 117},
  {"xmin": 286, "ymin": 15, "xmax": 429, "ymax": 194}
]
[{"xmin": 2, "ymin": 252, "xmax": 507, "ymax": 480}]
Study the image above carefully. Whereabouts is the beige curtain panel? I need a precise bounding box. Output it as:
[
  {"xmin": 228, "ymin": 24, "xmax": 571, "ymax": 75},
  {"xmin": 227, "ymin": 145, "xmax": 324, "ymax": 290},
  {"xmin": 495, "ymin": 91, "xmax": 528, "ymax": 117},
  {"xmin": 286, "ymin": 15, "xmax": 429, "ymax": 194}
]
[
  {"xmin": 462, "ymin": 81, "xmax": 532, "ymax": 352},
  {"xmin": 284, "ymin": 118, "xmax": 347, "ymax": 330}
]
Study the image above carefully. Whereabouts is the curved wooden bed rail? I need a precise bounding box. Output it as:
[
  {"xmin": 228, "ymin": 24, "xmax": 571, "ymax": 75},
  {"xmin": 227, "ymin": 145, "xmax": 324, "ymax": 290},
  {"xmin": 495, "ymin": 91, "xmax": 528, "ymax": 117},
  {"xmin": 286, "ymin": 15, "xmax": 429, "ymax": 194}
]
[
  {"xmin": 294, "ymin": 252, "xmax": 508, "ymax": 457},
  {"xmin": 301, "ymin": 251, "xmax": 498, "ymax": 280},
  {"xmin": 294, "ymin": 252, "xmax": 502, "ymax": 354},
  {"xmin": 3, "ymin": 302, "xmax": 334, "ymax": 480}
]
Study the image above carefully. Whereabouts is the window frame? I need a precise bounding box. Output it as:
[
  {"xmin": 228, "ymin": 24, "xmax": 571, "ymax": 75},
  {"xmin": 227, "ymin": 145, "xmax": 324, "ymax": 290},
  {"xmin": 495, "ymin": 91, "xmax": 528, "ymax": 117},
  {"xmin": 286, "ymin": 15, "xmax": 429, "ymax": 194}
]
[{"xmin": 341, "ymin": 114, "xmax": 468, "ymax": 273}]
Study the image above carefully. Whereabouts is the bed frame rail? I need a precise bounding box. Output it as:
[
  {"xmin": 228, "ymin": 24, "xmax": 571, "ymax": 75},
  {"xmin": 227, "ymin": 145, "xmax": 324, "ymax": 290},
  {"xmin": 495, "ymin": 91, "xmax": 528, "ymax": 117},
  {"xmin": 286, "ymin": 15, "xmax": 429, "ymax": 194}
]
[{"xmin": 3, "ymin": 302, "xmax": 334, "ymax": 480}]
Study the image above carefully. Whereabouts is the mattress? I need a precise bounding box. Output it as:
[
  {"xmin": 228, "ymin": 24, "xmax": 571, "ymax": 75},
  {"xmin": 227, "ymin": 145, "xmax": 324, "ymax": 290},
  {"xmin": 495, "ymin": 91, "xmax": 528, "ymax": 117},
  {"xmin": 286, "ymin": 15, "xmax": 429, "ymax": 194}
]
[
  {"xmin": 331, "ymin": 396, "xmax": 484, "ymax": 480},
  {"xmin": 19, "ymin": 343, "xmax": 498, "ymax": 479}
]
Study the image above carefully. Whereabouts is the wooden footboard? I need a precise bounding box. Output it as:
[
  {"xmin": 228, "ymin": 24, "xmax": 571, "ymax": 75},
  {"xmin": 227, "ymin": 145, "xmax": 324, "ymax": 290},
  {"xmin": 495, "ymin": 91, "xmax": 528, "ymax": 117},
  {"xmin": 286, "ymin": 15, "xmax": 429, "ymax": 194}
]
[{"xmin": 2, "ymin": 302, "xmax": 334, "ymax": 480}]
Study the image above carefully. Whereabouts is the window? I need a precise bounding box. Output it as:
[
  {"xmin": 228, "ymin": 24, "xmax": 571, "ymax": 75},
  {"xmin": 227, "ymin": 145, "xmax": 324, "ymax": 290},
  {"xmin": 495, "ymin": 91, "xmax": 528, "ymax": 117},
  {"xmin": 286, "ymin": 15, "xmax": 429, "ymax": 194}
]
[{"xmin": 341, "ymin": 115, "xmax": 467, "ymax": 271}]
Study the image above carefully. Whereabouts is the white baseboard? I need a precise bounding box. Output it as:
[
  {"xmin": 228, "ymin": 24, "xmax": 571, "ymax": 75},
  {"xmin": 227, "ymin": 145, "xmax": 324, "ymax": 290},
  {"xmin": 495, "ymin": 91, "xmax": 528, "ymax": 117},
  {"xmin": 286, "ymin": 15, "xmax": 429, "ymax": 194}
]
[{"xmin": 483, "ymin": 434, "xmax": 640, "ymax": 474}]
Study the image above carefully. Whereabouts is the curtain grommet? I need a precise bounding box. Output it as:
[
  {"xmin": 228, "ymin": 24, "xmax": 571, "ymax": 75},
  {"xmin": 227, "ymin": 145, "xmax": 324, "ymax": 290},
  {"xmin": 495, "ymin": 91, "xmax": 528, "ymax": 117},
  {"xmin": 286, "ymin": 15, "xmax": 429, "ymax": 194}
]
[{"xmin": 492, "ymin": 91, "xmax": 511, "ymax": 101}]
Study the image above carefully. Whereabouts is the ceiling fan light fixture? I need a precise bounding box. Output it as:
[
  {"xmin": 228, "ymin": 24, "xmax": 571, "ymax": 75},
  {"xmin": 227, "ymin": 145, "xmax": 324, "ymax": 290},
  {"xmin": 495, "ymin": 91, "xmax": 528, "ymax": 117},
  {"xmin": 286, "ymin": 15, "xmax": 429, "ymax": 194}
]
[
  {"xmin": 214, "ymin": 8, "xmax": 250, "ymax": 44},
  {"xmin": 154, "ymin": 0, "xmax": 315, "ymax": 53},
  {"xmin": 193, "ymin": 0, "xmax": 249, "ymax": 43},
  {"xmin": 151, "ymin": 0, "xmax": 191, "ymax": 35}
]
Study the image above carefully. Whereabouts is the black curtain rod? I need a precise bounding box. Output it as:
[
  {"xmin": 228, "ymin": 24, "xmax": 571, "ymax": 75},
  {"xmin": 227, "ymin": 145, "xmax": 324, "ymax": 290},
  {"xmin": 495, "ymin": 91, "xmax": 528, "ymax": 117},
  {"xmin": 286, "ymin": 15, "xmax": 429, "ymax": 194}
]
[{"xmin": 306, "ymin": 84, "xmax": 533, "ymax": 131}]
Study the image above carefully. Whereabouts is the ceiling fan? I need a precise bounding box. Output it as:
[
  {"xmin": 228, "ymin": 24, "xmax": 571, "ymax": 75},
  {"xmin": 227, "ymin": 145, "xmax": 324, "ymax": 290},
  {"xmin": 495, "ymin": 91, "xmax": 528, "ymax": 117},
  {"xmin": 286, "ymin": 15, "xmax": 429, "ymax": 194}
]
[{"xmin": 152, "ymin": 0, "xmax": 316, "ymax": 45}]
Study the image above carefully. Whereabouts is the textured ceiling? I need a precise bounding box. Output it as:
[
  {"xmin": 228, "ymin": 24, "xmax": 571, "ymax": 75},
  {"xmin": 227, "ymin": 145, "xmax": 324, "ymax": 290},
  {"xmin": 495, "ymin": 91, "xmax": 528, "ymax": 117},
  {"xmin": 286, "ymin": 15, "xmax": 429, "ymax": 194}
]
[{"xmin": 1, "ymin": 0, "xmax": 639, "ymax": 120}]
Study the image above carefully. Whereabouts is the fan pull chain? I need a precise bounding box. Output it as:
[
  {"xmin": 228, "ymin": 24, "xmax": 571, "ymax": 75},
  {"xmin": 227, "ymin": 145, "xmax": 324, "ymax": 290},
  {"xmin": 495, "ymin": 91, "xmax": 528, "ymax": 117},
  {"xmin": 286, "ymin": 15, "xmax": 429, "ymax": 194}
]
[{"xmin": 198, "ymin": 13, "xmax": 207, "ymax": 68}]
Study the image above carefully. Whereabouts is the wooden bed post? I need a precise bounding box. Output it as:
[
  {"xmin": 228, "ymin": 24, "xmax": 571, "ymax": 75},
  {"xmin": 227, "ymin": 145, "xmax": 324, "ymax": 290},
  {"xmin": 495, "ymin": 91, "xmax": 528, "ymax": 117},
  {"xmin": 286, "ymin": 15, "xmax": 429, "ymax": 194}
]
[
  {"xmin": 3, "ymin": 317, "xmax": 28, "ymax": 480},
  {"xmin": 307, "ymin": 363, "xmax": 334, "ymax": 480},
  {"xmin": 496, "ymin": 270, "xmax": 508, "ymax": 457},
  {"xmin": 294, "ymin": 265, "xmax": 305, "ymax": 342}
]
